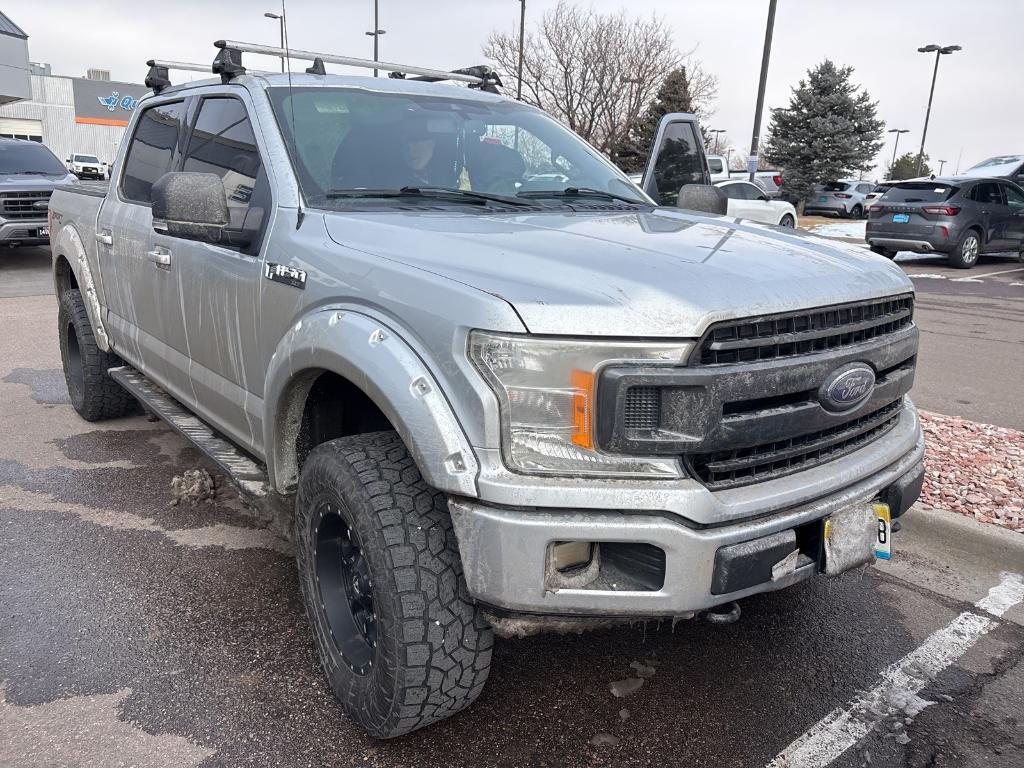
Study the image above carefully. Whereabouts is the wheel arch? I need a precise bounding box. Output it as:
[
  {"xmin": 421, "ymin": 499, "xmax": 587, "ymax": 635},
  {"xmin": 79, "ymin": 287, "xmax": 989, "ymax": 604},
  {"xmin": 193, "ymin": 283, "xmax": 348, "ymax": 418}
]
[
  {"xmin": 264, "ymin": 309, "xmax": 479, "ymax": 498},
  {"xmin": 51, "ymin": 223, "xmax": 111, "ymax": 351}
]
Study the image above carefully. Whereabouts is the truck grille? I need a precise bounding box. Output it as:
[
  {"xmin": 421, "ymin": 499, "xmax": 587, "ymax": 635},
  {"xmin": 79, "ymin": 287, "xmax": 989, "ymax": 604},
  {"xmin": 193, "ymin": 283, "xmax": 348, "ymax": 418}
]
[
  {"xmin": 688, "ymin": 399, "xmax": 904, "ymax": 490},
  {"xmin": 0, "ymin": 190, "xmax": 51, "ymax": 220},
  {"xmin": 694, "ymin": 295, "xmax": 914, "ymax": 365}
]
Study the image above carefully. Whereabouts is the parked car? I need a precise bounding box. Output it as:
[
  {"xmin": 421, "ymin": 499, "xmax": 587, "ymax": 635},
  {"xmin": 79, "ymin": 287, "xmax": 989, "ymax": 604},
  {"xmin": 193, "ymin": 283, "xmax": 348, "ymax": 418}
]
[
  {"xmin": 66, "ymin": 153, "xmax": 106, "ymax": 180},
  {"xmin": 729, "ymin": 168, "xmax": 788, "ymax": 201},
  {"xmin": 961, "ymin": 154, "xmax": 1024, "ymax": 185},
  {"xmin": 50, "ymin": 52, "xmax": 923, "ymax": 738},
  {"xmin": 715, "ymin": 179, "xmax": 797, "ymax": 227},
  {"xmin": 865, "ymin": 177, "xmax": 1024, "ymax": 268},
  {"xmin": 0, "ymin": 138, "xmax": 75, "ymax": 248},
  {"xmin": 804, "ymin": 180, "xmax": 875, "ymax": 218},
  {"xmin": 706, "ymin": 153, "xmax": 730, "ymax": 183},
  {"xmin": 863, "ymin": 182, "xmax": 894, "ymax": 212}
]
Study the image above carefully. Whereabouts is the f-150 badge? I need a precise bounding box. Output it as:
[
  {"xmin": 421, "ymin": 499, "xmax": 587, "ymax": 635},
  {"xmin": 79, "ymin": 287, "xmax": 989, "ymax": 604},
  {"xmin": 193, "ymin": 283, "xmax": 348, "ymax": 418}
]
[{"xmin": 264, "ymin": 263, "xmax": 307, "ymax": 289}]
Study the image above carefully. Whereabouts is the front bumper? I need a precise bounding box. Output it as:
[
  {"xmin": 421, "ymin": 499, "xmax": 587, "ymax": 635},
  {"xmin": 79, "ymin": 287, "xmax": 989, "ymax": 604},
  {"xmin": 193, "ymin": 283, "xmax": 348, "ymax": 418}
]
[
  {"xmin": 0, "ymin": 219, "xmax": 49, "ymax": 244},
  {"xmin": 450, "ymin": 403, "xmax": 924, "ymax": 617}
]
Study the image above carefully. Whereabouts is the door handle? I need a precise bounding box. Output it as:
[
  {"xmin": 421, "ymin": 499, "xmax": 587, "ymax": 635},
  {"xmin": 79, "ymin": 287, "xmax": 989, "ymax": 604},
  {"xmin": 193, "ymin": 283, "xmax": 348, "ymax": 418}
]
[
  {"xmin": 146, "ymin": 249, "xmax": 171, "ymax": 267},
  {"xmin": 95, "ymin": 231, "xmax": 113, "ymax": 246}
]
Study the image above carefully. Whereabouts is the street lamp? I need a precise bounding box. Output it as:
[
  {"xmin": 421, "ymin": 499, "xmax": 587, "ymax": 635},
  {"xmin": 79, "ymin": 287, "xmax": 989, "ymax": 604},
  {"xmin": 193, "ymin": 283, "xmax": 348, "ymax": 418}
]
[
  {"xmin": 887, "ymin": 128, "xmax": 909, "ymax": 175},
  {"xmin": 708, "ymin": 129, "xmax": 726, "ymax": 155},
  {"xmin": 914, "ymin": 44, "xmax": 961, "ymax": 176},
  {"xmin": 937, "ymin": 159, "xmax": 947, "ymax": 175},
  {"xmin": 515, "ymin": 0, "xmax": 526, "ymax": 100},
  {"xmin": 365, "ymin": 0, "xmax": 386, "ymax": 77},
  {"xmin": 264, "ymin": 12, "xmax": 284, "ymax": 72}
]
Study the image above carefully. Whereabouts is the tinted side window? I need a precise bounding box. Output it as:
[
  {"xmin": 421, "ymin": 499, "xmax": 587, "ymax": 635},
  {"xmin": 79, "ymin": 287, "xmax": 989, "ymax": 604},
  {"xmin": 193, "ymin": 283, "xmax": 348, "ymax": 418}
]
[
  {"xmin": 708, "ymin": 157, "xmax": 724, "ymax": 174},
  {"xmin": 974, "ymin": 182, "xmax": 1004, "ymax": 205},
  {"xmin": 182, "ymin": 98, "xmax": 265, "ymax": 227},
  {"xmin": 649, "ymin": 121, "xmax": 706, "ymax": 206},
  {"xmin": 857, "ymin": 184, "xmax": 873, "ymax": 194},
  {"xmin": 121, "ymin": 101, "xmax": 185, "ymax": 204},
  {"xmin": 720, "ymin": 184, "xmax": 743, "ymax": 200},
  {"xmin": 1003, "ymin": 184, "xmax": 1024, "ymax": 211}
]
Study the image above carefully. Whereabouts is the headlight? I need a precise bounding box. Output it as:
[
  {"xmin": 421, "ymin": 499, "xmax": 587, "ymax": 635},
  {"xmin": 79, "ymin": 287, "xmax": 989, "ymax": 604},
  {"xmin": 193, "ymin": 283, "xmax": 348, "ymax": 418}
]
[{"xmin": 469, "ymin": 331, "xmax": 692, "ymax": 477}]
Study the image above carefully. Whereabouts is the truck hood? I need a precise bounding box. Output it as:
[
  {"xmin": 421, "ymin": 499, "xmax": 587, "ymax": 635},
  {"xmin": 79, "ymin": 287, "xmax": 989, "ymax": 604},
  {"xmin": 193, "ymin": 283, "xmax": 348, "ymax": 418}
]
[
  {"xmin": 0, "ymin": 173, "xmax": 75, "ymax": 188},
  {"xmin": 323, "ymin": 208, "xmax": 913, "ymax": 337}
]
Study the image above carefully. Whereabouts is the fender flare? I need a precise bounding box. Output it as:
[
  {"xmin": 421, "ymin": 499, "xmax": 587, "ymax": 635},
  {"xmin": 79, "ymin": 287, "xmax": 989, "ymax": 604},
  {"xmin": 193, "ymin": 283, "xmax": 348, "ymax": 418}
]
[
  {"xmin": 264, "ymin": 308, "xmax": 479, "ymax": 497},
  {"xmin": 52, "ymin": 222, "xmax": 111, "ymax": 352}
]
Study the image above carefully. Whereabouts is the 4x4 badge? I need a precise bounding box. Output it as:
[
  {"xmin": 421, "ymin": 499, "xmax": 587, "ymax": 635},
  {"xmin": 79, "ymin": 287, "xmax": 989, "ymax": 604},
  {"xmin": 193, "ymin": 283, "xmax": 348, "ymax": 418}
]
[{"xmin": 264, "ymin": 263, "xmax": 306, "ymax": 289}]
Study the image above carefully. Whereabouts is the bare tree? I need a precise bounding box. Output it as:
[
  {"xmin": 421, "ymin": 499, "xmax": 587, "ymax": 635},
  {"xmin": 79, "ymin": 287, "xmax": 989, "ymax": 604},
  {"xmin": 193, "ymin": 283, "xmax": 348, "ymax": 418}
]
[{"xmin": 484, "ymin": 2, "xmax": 703, "ymax": 157}]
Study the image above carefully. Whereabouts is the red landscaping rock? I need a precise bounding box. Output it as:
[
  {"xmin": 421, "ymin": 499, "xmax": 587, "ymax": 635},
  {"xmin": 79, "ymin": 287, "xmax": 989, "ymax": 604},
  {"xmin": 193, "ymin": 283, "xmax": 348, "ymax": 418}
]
[{"xmin": 919, "ymin": 409, "xmax": 1024, "ymax": 533}]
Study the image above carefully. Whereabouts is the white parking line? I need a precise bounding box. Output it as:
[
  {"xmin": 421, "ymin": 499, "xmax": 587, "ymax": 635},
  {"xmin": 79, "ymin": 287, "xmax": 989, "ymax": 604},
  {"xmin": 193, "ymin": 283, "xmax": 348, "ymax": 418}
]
[
  {"xmin": 951, "ymin": 266, "xmax": 1024, "ymax": 281},
  {"xmin": 766, "ymin": 573, "xmax": 1024, "ymax": 768}
]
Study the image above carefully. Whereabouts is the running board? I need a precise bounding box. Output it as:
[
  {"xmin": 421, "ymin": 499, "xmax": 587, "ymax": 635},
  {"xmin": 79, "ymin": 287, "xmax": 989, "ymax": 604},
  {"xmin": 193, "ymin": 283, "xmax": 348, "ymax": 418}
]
[{"xmin": 109, "ymin": 366, "xmax": 268, "ymax": 496}]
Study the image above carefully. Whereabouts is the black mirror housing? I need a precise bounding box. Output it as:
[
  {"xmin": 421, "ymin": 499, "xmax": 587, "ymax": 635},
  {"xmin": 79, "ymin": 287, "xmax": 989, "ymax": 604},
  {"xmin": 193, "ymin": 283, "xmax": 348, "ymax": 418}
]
[{"xmin": 152, "ymin": 172, "xmax": 229, "ymax": 244}]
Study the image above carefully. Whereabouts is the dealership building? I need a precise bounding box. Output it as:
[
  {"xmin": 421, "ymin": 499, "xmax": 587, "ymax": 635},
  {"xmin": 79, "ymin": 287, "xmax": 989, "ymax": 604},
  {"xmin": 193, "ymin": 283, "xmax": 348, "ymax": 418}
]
[{"xmin": 0, "ymin": 11, "xmax": 150, "ymax": 166}]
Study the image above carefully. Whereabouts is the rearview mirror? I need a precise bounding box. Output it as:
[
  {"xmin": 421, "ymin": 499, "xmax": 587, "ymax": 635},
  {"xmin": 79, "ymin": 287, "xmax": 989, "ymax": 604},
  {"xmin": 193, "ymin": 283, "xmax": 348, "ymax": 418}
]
[
  {"xmin": 676, "ymin": 184, "xmax": 728, "ymax": 215},
  {"xmin": 152, "ymin": 172, "xmax": 233, "ymax": 245}
]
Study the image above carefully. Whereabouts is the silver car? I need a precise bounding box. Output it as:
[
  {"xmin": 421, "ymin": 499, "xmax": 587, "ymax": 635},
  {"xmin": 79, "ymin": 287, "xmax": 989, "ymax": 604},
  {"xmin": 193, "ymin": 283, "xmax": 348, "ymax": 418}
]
[{"xmin": 805, "ymin": 179, "xmax": 875, "ymax": 218}]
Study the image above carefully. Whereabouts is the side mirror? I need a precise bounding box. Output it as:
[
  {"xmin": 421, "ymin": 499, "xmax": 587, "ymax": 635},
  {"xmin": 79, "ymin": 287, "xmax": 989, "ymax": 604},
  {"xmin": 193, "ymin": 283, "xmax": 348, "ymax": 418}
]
[
  {"xmin": 65, "ymin": 158, "xmax": 70, "ymax": 163},
  {"xmin": 759, "ymin": 193, "xmax": 770, "ymax": 202},
  {"xmin": 676, "ymin": 184, "xmax": 728, "ymax": 215},
  {"xmin": 152, "ymin": 172, "xmax": 236, "ymax": 245}
]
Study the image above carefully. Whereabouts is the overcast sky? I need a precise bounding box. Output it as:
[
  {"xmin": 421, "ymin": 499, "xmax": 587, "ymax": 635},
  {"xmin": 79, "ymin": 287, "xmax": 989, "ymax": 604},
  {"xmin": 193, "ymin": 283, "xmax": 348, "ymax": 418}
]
[{"xmin": 17, "ymin": 0, "xmax": 1019, "ymax": 178}]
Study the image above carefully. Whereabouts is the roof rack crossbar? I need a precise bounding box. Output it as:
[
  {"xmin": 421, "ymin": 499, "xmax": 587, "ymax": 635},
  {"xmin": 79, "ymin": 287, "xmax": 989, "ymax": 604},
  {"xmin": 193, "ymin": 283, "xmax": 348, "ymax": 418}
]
[
  {"xmin": 213, "ymin": 40, "xmax": 498, "ymax": 89},
  {"xmin": 145, "ymin": 59, "xmax": 211, "ymax": 94}
]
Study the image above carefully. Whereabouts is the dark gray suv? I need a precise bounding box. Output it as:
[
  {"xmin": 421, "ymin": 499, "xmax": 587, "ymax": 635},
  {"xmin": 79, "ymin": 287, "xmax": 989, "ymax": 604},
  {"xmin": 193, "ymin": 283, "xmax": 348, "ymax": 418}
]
[{"xmin": 866, "ymin": 177, "xmax": 1024, "ymax": 268}]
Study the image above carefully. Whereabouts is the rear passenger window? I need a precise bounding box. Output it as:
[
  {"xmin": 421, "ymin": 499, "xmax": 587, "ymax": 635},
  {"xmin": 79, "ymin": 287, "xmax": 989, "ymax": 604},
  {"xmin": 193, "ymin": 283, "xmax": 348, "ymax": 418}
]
[
  {"xmin": 182, "ymin": 97, "xmax": 266, "ymax": 233},
  {"xmin": 121, "ymin": 101, "xmax": 185, "ymax": 204}
]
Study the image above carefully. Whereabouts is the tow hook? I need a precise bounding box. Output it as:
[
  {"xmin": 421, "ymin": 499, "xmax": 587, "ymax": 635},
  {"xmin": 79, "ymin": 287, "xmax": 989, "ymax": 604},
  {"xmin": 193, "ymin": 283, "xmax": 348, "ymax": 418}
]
[{"xmin": 699, "ymin": 601, "xmax": 741, "ymax": 625}]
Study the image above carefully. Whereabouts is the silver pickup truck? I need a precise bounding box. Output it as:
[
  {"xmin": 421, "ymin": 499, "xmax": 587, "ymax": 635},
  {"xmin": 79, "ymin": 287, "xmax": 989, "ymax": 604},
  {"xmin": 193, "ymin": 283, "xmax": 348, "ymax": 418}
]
[{"xmin": 48, "ymin": 43, "xmax": 925, "ymax": 738}]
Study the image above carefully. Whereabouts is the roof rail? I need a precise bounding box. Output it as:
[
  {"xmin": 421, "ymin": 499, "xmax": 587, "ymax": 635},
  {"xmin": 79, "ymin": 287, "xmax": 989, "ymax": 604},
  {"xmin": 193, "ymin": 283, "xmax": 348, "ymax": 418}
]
[{"xmin": 212, "ymin": 40, "xmax": 502, "ymax": 92}]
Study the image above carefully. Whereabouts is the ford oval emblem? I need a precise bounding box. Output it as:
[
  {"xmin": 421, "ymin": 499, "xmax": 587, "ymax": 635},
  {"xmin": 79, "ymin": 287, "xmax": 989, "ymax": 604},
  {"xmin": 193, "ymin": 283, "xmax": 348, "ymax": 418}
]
[{"xmin": 819, "ymin": 364, "xmax": 875, "ymax": 412}]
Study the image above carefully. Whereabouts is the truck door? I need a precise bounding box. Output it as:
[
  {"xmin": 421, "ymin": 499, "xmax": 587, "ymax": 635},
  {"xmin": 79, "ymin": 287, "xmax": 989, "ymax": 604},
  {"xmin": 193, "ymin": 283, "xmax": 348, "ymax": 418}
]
[
  {"xmin": 96, "ymin": 99, "xmax": 188, "ymax": 382},
  {"xmin": 154, "ymin": 93, "xmax": 273, "ymax": 454},
  {"xmin": 640, "ymin": 113, "xmax": 710, "ymax": 206}
]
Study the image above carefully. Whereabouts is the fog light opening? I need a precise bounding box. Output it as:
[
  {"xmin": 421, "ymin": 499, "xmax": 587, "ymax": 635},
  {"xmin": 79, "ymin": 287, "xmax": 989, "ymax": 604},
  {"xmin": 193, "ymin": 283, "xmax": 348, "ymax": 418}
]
[
  {"xmin": 545, "ymin": 541, "xmax": 600, "ymax": 590},
  {"xmin": 551, "ymin": 541, "xmax": 594, "ymax": 573}
]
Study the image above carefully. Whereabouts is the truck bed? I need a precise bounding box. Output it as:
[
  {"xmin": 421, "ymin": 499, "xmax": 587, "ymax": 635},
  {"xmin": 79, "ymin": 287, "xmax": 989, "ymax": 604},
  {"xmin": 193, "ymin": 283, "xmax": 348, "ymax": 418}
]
[{"xmin": 55, "ymin": 180, "xmax": 109, "ymax": 199}]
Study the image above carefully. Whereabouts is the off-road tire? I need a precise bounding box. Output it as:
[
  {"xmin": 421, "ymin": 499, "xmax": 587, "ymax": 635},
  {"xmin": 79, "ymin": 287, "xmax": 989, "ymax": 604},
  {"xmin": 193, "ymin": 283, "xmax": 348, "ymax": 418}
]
[
  {"xmin": 870, "ymin": 245, "xmax": 897, "ymax": 259},
  {"xmin": 948, "ymin": 229, "xmax": 981, "ymax": 269},
  {"xmin": 58, "ymin": 289, "xmax": 133, "ymax": 421},
  {"xmin": 295, "ymin": 431, "xmax": 493, "ymax": 738}
]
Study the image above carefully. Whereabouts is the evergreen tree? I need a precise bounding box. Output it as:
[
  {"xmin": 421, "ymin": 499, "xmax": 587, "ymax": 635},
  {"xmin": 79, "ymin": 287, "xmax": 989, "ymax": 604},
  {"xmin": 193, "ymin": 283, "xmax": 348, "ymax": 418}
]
[
  {"xmin": 764, "ymin": 60, "xmax": 884, "ymax": 209},
  {"xmin": 614, "ymin": 68, "xmax": 694, "ymax": 173},
  {"xmin": 887, "ymin": 152, "xmax": 932, "ymax": 180}
]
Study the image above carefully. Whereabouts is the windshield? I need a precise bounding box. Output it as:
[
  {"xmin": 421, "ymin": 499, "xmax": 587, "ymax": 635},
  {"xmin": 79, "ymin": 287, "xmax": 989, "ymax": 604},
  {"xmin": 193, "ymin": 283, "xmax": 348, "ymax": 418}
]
[
  {"xmin": 968, "ymin": 155, "xmax": 1023, "ymax": 169},
  {"xmin": 73, "ymin": 154, "xmax": 100, "ymax": 163},
  {"xmin": 0, "ymin": 142, "xmax": 67, "ymax": 175},
  {"xmin": 267, "ymin": 86, "xmax": 648, "ymax": 208},
  {"xmin": 881, "ymin": 182, "xmax": 957, "ymax": 203}
]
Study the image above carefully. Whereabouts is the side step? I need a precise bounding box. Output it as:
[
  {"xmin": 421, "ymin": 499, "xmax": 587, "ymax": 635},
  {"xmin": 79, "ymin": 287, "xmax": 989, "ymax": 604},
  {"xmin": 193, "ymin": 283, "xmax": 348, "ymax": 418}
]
[{"xmin": 109, "ymin": 366, "xmax": 268, "ymax": 496}]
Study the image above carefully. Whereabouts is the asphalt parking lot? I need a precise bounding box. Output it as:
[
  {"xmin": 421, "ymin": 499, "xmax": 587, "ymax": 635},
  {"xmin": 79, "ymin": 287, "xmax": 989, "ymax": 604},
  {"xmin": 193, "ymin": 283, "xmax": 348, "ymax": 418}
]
[{"xmin": 2, "ymin": 247, "xmax": 1023, "ymax": 767}]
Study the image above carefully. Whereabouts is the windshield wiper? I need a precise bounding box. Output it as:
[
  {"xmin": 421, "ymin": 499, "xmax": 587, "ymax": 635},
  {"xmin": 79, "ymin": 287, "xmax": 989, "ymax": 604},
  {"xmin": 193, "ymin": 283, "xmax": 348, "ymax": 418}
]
[
  {"xmin": 17, "ymin": 170, "xmax": 61, "ymax": 176},
  {"xmin": 325, "ymin": 186, "xmax": 534, "ymax": 207},
  {"xmin": 517, "ymin": 187, "xmax": 644, "ymax": 205}
]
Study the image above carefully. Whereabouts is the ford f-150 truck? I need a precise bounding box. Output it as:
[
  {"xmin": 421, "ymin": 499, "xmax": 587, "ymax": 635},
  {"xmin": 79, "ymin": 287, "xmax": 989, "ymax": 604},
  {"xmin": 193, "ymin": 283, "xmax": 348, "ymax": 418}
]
[
  {"xmin": 0, "ymin": 138, "xmax": 75, "ymax": 248},
  {"xmin": 48, "ymin": 42, "xmax": 925, "ymax": 738}
]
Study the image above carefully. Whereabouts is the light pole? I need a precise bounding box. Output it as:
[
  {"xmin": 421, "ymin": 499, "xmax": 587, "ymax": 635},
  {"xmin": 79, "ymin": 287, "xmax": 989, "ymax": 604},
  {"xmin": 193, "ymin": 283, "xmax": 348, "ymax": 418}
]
[
  {"xmin": 887, "ymin": 128, "xmax": 909, "ymax": 175},
  {"xmin": 748, "ymin": 0, "xmax": 778, "ymax": 183},
  {"xmin": 365, "ymin": 0, "xmax": 385, "ymax": 77},
  {"xmin": 708, "ymin": 129, "xmax": 726, "ymax": 155},
  {"xmin": 516, "ymin": 0, "xmax": 526, "ymax": 100},
  {"xmin": 264, "ymin": 12, "xmax": 284, "ymax": 72},
  {"xmin": 937, "ymin": 159, "xmax": 947, "ymax": 175},
  {"xmin": 914, "ymin": 44, "xmax": 961, "ymax": 176}
]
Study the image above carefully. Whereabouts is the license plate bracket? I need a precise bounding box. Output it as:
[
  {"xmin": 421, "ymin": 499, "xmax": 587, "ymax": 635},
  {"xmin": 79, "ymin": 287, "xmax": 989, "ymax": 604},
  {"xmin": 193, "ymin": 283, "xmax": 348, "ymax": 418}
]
[{"xmin": 823, "ymin": 502, "xmax": 892, "ymax": 575}]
